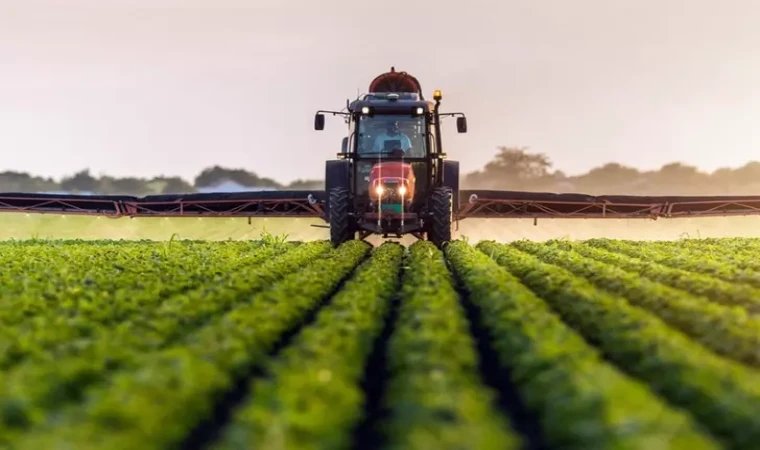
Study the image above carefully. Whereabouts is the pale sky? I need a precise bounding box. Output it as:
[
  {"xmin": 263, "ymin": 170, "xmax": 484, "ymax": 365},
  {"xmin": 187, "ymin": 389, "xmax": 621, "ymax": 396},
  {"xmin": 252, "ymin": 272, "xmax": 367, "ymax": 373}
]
[{"xmin": 1, "ymin": 0, "xmax": 758, "ymax": 185}]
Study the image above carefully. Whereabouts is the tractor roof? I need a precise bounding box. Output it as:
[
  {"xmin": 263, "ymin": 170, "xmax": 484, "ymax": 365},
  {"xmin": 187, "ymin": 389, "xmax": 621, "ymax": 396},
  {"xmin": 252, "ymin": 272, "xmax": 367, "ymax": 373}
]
[{"xmin": 349, "ymin": 93, "xmax": 431, "ymax": 113}]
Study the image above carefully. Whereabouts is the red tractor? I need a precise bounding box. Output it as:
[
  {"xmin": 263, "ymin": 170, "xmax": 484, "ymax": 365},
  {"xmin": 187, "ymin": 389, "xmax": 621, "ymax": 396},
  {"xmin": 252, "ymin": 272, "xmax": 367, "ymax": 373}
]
[{"xmin": 314, "ymin": 67, "xmax": 467, "ymax": 248}]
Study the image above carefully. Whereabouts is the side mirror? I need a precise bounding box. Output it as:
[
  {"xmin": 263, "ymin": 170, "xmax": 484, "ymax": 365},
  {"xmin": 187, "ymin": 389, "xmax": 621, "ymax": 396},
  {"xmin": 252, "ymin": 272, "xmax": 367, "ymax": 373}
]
[
  {"xmin": 314, "ymin": 113, "xmax": 325, "ymax": 131},
  {"xmin": 456, "ymin": 117, "xmax": 467, "ymax": 133},
  {"xmin": 341, "ymin": 137, "xmax": 348, "ymax": 153}
]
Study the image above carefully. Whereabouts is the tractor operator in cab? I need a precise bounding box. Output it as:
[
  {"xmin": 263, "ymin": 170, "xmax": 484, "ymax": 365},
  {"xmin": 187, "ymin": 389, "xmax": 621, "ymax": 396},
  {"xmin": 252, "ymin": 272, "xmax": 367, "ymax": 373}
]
[{"xmin": 371, "ymin": 119, "xmax": 412, "ymax": 153}]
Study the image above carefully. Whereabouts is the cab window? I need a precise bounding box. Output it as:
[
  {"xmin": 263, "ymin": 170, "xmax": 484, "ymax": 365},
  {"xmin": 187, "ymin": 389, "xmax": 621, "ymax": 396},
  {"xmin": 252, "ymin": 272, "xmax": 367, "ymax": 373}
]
[{"xmin": 356, "ymin": 114, "xmax": 427, "ymax": 157}]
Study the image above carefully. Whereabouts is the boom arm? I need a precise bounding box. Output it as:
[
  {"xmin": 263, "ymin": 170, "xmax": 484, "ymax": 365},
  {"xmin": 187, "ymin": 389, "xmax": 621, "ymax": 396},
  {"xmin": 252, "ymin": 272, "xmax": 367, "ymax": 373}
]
[{"xmin": 3, "ymin": 190, "xmax": 760, "ymax": 220}]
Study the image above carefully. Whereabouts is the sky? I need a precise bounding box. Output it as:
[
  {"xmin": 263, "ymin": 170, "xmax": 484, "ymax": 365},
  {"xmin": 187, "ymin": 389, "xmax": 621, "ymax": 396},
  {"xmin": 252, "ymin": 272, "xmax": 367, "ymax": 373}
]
[{"xmin": 1, "ymin": 0, "xmax": 759, "ymax": 185}]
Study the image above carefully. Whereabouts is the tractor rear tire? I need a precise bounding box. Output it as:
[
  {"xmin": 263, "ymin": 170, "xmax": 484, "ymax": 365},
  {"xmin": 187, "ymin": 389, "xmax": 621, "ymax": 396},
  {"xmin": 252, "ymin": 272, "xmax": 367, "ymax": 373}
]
[
  {"xmin": 428, "ymin": 186, "xmax": 453, "ymax": 248},
  {"xmin": 329, "ymin": 187, "xmax": 354, "ymax": 247}
]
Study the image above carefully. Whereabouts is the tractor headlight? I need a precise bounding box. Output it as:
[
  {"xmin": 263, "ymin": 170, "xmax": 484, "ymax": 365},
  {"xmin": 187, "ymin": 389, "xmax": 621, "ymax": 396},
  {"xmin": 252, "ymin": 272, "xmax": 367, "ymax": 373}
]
[
  {"xmin": 375, "ymin": 185, "xmax": 384, "ymax": 196},
  {"xmin": 398, "ymin": 185, "xmax": 407, "ymax": 196}
]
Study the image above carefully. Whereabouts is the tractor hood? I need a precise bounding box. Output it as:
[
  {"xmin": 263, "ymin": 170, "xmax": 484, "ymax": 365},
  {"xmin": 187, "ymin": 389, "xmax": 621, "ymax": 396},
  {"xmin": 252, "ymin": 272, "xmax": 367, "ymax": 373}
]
[
  {"xmin": 369, "ymin": 161, "xmax": 414, "ymax": 181},
  {"xmin": 368, "ymin": 161, "xmax": 416, "ymax": 202}
]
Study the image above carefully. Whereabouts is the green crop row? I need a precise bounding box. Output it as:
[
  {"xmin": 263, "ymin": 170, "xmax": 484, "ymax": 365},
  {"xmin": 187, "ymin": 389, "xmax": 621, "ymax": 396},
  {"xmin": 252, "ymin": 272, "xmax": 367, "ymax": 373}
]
[
  {"xmin": 2, "ymin": 237, "xmax": 760, "ymax": 449},
  {"xmin": 511, "ymin": 239, "xmax": 760, "ymax": 368},
  {"xmin": 380, "ymin": 240, "xmax": 522, "ymax": 450},
  {"xmin": 478, "ymin": 241, "xmax": 760, "ymax": 449},
  {"xmin": 0, "ymin": 240, "xmax": 327, "ymax": 445},
  {"xmin": 647, "ymin": 238, "xmax": 760, "ymax": 272},
  {"xmin": 0, "ymin": 241, "xmax": 282, "ymax": 369},
  {"xmin": 0, "ymin": 241, "xmax": 287, "ymax": 357},
  {"xmin": 211, "ymin": 242, "xmax": 404, "ymax": 450},
  {"xmin": 566, "ymin": 240, "xmax": 760, "ymax": 312},
  {"xmin": 646, "ymin": 237, "xmax": 760, "ymax": 255},
  {"xmin": 0, "ymin": 241, "xmax": 198, "ymax": 322},
  {"xmin": 5, "ymin": 240, "xmax": 369, "ymax": 449},
  {"xmin": 446, "ymin": 240, "xmax": 721, "ymax": 449},
  {"xmin": 646, "ymin": 241, "xmax": 760, "ymax": 274},
  {"xmin": 584, "ymin": 238, "xmax": 760, "ymax": 288}
]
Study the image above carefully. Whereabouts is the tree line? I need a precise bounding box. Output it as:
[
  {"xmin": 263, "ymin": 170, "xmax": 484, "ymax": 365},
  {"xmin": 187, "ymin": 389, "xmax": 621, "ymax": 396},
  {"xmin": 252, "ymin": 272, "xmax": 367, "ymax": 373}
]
[
  {"xmin": 0, "ymin": 166, "xmax": 324, "ymax": 195},
  {"xmin": 2, "ymin": 147, "xmax": 759, "ymax": 196},
  {"xmin": 465, "ymin": 146, "xmax": 760, "ymax": 196}
]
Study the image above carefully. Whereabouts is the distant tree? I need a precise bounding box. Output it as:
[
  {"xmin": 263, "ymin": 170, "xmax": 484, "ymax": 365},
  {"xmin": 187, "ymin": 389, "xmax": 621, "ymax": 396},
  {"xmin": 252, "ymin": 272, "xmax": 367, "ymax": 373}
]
[
  {"xmin": 583, "ymin": 163, "xmax": 640, "ymax": 183},
  {"xmin": 286, "ymin": 179, "xmax": 324, "ymax": 190},
  {"xmin": 574, "ymin": 162, "xmax": 641, "ymax": 193},
  {"xmin": 464, "ymin": 146, "xmax": 554, "ymax": 189},
  {"xmin": 193, "ymin": 165, "xmax": 282, "ymax": 189},
  {"xmin": 710, "ymin": 167, "xmax": 736, "ymax": 185},
  {"xmin": 483, "ymin": 146, "xmax": 553, "ymax": 180},
  {"xmin": 155, "ymin": 176, "xmax": 195, "ymax": 194},
  {"xmin": 108, "ymin": 177, "xmax": 150, "ymax": 195},
  {"xmin": 645, "ymin": 162, "xmax": 710, "ymax": 195},
  {"xmin": 707, "ymin": 162, "xmax": 760, "ymax": 195},
  {"xmin": 551, "ymin": 170, "xmax": 567, "ymax": 180},
  {"xmin": 731, "ymin": 162, "xmax": 760, "ymax": 183},
  {"xmin": 5, "ymin": 149, "xmax": 760, "ymax": 197},
  {"xmin": 658, "ymin": 162, "xmax": 703, "ymax": 177},
  {"xmin": 60, "ymin": 169, "xmax": 99, "ymax": 193},
  {"xmin": 0, "ymin": 171, "xmax": 58, "ymax": 192}
]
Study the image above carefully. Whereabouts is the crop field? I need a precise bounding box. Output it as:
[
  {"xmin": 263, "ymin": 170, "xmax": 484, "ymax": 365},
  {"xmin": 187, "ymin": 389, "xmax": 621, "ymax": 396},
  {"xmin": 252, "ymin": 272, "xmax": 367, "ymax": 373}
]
[{"xmin": 1, "ymin": 236, "xmax": 760, "ymax": 449}]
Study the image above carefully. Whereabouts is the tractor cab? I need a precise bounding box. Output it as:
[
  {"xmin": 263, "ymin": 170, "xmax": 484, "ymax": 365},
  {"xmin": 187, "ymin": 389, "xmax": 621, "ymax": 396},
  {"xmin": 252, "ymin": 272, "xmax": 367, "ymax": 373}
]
[
  {"xmin": 350, "ymin": 97, "xmax": 433, "ymax": 211},
  {"xmin": 314, "ymin": 67, "xmax": 467, "ymax": 247}
]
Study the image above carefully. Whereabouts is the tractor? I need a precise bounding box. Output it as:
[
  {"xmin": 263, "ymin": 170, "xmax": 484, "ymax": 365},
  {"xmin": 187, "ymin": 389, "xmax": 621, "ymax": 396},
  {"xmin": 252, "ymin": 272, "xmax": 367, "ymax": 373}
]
[{"xmin": 314, "ymin": 67, "xmax": 467, "ymax": 248}]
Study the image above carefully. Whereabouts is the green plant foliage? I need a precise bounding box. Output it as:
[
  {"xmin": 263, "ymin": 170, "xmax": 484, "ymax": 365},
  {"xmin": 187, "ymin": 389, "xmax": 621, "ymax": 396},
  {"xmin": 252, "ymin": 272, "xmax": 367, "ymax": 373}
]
[
  {"xmin": 447, "ymin": 240, "xmax": 720, "ymax": 450},
  {"xmin": 511, "ymin": 239, "xmax": 760, "ymax": 367},
  {"xmin": 212, "ymin": 242, "xmax": 403, "ymax": 450},
  {"xmin": 478, "ymin": 240, "xmax": 760, "ymax": 449},
  {"xmin": 1, "ymin": 237, "xmax": 760, "ymax": 449},
  {"xmin": 379, "ymin": 240, "xmax": 522, "ymax": 450}
]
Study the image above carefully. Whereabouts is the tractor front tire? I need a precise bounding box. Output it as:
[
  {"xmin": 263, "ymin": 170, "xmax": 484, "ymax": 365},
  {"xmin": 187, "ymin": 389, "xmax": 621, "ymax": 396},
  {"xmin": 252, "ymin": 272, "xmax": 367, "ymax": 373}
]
[
  {"xmin": 428, "ymin": 187, "xmax": 453, "ymax": 248},
  {"xmin": 329, "ymin": 187, "xmax": 354, "ymax": 247}
]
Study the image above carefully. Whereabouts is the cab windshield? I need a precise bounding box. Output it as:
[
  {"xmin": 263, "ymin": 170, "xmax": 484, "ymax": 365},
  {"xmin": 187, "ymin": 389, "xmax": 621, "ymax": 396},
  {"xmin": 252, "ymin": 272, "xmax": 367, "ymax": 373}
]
[{"xmin": 356, "ymin": 114, "xmax": 428, "ymax": 158}]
